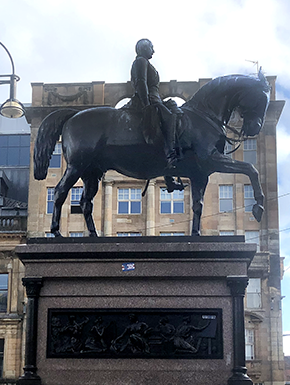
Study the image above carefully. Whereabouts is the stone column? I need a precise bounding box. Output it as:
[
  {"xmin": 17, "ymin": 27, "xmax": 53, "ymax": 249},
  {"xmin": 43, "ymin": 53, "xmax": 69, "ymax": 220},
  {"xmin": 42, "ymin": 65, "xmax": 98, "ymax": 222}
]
[
  {"xmin": 146, "ymin": 181, "xmax": 155, "ymax": 236},
  {"xmin": 104, "ymin": 181, "xmax": 113, "ymax": 236},
  {"xmin": 227, "ymin": 276, "xmax": 252, "ymax": 385},
  {"xmin": 17, "ymin": 278, "xmax": 43, "ymax": 385}
]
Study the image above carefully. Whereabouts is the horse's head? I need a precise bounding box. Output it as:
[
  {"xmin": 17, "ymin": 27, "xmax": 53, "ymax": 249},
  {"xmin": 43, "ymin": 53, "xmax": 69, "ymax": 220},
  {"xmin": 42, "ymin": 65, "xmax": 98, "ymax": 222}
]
[{"xmin": 237, "ymin": 70, "xmax": 270, "ymax": 137}]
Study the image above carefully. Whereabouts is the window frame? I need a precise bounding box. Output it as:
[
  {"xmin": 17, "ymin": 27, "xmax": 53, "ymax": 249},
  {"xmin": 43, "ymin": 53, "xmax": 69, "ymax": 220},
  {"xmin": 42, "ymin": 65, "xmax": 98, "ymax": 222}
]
[
  {"xmin": 246, "ymin": 278, "xmax": 262, "ymax": 309},
  {"xmin": 243, "ymin": 138, "xmax": 257, "ymax": 164},
  {"xmin": 245, "ymin": 231, "xmax": 260, "ymax": 252},
  {"xmin": 49, "ymin": 142, "xmax": 62, "ymax": 168},
  {"xmin": 0, "ymin": 274, "xmax": 8, "ymax": 313},
  {"xmin": 245, "ymin": 328, "xmax": 255, "ymax": 360},
  {"xmin": 160, "ymin": 188, "xmax": 184, "ymax": 214},
  {"xmin": 117, "ymin": 188, "xmax": 142, "ymax": 215},
  {"xmin": 0, "ymin": 134, "xmax": 30, "ymax": 166},
  {"xmin": 219, "ymin": 185, "xmax": 233, "ymax": 213},
  {"xmin": 71, "ymin": 187, "xmax": 83, "ymax": 214},
  {"xmin": 47, "ymin": 188, "xmax": 54, "ymax": 214}
]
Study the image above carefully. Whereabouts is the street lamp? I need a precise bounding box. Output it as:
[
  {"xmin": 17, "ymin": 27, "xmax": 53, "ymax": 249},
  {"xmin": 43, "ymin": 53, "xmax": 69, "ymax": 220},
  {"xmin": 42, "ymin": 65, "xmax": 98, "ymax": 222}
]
[{"xmin": 0, "ymin": 42, "xmax": 25, "ymax": 119}]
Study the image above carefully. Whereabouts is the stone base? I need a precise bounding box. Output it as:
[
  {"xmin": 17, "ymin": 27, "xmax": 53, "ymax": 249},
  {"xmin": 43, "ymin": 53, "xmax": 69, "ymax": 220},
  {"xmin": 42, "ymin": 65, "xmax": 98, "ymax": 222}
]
[{"xmin": 16, "ymin": 236, "xmax": 255, "ymax": 385}]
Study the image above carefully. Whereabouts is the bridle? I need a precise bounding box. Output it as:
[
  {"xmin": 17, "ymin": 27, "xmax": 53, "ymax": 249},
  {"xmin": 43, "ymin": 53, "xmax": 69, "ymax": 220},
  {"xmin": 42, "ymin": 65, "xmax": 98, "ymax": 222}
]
[{"xmin": 182, "ymin": 105, "xmax": 248, "ymax": 155}]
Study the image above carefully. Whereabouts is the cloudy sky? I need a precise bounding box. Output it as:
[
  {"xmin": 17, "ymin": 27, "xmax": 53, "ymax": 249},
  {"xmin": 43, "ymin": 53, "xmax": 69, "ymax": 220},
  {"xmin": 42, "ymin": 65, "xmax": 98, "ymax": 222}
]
[{"xmin": 1, "ymin": 0, "xmax": 290, "ymax": 353}]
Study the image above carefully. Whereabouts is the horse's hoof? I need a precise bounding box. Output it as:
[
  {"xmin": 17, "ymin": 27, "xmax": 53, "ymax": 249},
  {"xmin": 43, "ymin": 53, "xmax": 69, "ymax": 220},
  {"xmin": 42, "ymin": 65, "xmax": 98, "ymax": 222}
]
[
  {"xmin": 191, "ymin": 231, "xmax": 201, "ymax": 236},
  {"xmin": 252, "ymin": 204, "xmax": 264, "ymax": 222},
  {"xmin": 89, "ymin": 232, "xmax": 98, "ymax": 237},
  {"xmin": 52, "ymin": 230, "xmax": 63, "ymax": 238}
]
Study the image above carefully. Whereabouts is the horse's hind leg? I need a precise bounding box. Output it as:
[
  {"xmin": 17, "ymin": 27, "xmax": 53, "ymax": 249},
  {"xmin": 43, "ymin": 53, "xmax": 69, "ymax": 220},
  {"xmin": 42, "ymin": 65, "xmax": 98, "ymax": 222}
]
[
  {"xmin": 80, "ymin": 169, "xmax": 103, "ymax": 237},
  {"xmin": 51, "ymin": 165, "xmax": 81, "ymax": 237}
]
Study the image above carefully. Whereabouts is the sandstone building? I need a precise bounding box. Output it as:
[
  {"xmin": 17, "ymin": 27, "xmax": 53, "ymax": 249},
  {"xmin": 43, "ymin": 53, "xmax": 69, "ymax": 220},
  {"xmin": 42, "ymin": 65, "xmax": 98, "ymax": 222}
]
[
  {"xmin": 0, "ymin": 116, "xmax": 30, "ymax": 383},
  {"xmin": 19, "ymin": 76, "xmax": 285, "ymax": 384}
]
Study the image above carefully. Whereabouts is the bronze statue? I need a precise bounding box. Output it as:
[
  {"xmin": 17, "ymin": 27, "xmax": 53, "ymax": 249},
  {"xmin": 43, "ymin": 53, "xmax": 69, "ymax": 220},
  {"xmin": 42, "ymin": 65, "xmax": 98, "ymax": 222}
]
[
  {"xmin": 34, "ymin": 68, "xmax": 270, "ymax": 237},
  {"xmin": 129, "ymin": 39, "xmax": 184, "ymax": 192},
  {"xmin": 130, "ymin": 39, "xmax": 181, "ymax": 169}
]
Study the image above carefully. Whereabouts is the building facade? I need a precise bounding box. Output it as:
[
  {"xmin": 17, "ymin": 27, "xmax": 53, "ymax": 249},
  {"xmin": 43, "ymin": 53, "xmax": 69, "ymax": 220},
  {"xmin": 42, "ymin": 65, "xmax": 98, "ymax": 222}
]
[
  {"xmin": 25, "ymin": 78, "xmax": 285, "ymax": 384},
  {"xmin": 0, "ymin": 116, "xmax": 30, "ymax": 383}
]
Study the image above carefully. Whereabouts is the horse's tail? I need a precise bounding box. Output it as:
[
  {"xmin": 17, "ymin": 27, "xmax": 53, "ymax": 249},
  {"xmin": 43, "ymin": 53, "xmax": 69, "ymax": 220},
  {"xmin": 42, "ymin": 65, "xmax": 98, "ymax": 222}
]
[{"xmin": 34, "ymin": 109, "xmax": 78, "ymax": 180}]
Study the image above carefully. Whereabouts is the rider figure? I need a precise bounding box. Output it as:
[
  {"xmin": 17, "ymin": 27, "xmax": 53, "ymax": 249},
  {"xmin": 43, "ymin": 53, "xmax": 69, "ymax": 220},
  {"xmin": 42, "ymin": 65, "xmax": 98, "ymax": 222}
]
[{"xmin": 131, "ymin": 39, "xmax": 179, "ymax": 169}]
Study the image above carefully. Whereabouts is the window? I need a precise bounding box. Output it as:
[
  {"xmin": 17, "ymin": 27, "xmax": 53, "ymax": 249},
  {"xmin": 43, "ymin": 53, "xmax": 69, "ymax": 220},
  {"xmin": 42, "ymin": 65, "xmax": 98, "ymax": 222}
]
[
  {"xmin": 245, "ymin": 231, "xmax": 260, "ymax": 252},
  {"xmin": 160, "ymin": 232, "xmax": 185, "ymax": 236},
  {"xmin": 246, "ymin": 278, "xmax": 261, "ymax": 308},
  {"xmin": 47, "ymin": 188, "xmax": 54, "ymax": 214},
  {"xmin": 118, "ymin": 188, "xmax": 142, "ymax": 214},
  {"xmin": 160, "ymin": 189, "xmax": 184, "ymax": 214},
  {"xmin": 244, "ymin": 139, "xmax": 257, "ymax": 164},
  {"xmin": 45, "ymin": 233, "xmax": 54, "ymax": 238},
  {"xmin": 245, "ymin": 328, "xmax": 255, "ymax": 360},
  {"xmin": 117, "ymin": 233, "xmax": 142, "ymax": 237},
  {"xmin": 0, "ymin": 339, "xmax": 4, "ymax": 377},
  {"xmin": 224, "ymin": 142, "xmax": 232, "ymax": 158},
  {"xmin": 219, "ymin": 185, "xmax": 233, "ymax": 212},
  {"xmin": 49, "ymin": 143, "xmax": 61, "ymax": 168},
  {"xmin": 69, "ymin": 232, "xmax": 84, "ymax": 237},
  {"xmin": 219, "ymin": 231, "xmax": 234, "ymax": 236},
  {"xmin": 0, "ymin": 134, "xmax": 30, "ymax": 166},
  {"xmin": 71, "ymin": 187, "xmax": 83, "ymax": 214},
  {"xmin": 244, "ymin": 185, "xmax": 255, "ymax": 212},
  {"xmin": 0, "ymin": 274, "xmax": 8, "ymax": 313}
]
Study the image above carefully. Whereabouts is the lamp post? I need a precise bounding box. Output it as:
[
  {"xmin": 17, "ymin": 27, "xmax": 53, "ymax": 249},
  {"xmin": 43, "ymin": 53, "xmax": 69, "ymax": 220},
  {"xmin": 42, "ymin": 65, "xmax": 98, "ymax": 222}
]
[{"xmin": 0, "ymin": 42, "xmax": 25, "ymax": 118}]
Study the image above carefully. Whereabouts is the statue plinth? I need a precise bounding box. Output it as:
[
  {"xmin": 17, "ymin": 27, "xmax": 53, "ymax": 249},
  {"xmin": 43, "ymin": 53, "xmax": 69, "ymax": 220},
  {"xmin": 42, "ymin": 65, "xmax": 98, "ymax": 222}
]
[{"xmin": 16, "ymin": 236, "xmax": 255, "ymax": 385}]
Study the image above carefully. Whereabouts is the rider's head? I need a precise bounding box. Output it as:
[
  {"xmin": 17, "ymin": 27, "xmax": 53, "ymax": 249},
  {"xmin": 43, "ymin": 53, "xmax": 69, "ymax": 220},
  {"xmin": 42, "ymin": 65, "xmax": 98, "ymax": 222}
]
[{"xmin": 135, "ymin": 39, "xmax": 154, "ymax": 59}]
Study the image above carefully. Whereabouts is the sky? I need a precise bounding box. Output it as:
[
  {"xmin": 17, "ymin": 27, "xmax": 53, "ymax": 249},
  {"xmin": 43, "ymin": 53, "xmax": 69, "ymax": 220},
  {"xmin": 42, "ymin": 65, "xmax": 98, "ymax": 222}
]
[{"xmin": 1, "ymin": 0, "xmax": 290, "ymax": 353}]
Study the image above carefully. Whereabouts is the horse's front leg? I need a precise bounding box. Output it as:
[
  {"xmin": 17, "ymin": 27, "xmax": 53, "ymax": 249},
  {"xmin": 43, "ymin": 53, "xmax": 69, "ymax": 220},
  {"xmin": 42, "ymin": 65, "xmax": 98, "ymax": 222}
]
[
  {"xmin": 190, "ymin": 176, "xmax": 209, "ymax": 236},
  {"xmin": 210, "ymin": 152, "xmax": 264, "ymax": 222}
]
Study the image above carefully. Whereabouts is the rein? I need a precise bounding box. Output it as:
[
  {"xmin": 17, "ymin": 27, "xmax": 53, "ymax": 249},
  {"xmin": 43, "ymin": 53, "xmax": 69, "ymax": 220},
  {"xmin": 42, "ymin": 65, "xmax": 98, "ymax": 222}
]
[{"xmin": 182, "ymin": 106, "xmax": 246, "ymax": 155}]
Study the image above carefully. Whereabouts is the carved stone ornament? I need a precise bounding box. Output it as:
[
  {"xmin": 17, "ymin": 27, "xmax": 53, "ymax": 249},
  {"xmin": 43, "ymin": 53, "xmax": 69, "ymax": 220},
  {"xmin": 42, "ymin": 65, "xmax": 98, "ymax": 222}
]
[
  {"xmin": 227, "ymin": 276, "xmax": 249, "ymax": 297},
  {"xmin": 47, "ymin": 309, "xmax": 223, "ymax": 359},
  {"xmin": 22, "ymin": 277, "xmax": 43, "ymax": 297}
]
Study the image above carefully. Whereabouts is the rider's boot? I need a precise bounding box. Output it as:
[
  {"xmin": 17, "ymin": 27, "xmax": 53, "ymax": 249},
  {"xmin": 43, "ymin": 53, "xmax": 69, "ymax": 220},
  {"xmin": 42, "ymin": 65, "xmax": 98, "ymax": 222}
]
[
  {"xmin": 164, "ymin": 176, "xmax": 185, "ymax": 193},
  {"xmin": 164, "ymin": 114, "xmax": 178, "ymax": 169}
]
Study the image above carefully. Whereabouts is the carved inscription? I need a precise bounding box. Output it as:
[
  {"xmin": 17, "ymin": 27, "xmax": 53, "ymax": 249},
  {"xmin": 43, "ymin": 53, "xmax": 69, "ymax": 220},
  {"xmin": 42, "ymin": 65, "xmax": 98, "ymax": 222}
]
[{"xmin": 47, "ymin": 309, "xmax": 223, "ymax": 359}]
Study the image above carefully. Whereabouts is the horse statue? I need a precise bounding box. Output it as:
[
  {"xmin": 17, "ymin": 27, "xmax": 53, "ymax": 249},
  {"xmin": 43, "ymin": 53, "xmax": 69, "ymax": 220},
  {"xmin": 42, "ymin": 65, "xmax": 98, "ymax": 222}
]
[{"xmin": 34, "ymin": 71, "xmax": 270, "ymax": 237}]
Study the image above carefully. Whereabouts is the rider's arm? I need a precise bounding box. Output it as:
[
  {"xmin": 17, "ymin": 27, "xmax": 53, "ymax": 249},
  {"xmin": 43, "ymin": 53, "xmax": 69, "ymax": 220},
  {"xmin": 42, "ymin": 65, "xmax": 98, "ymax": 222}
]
[{"xmin": 132, "ymin": 57, "xmax": 150, "ymax": 108}]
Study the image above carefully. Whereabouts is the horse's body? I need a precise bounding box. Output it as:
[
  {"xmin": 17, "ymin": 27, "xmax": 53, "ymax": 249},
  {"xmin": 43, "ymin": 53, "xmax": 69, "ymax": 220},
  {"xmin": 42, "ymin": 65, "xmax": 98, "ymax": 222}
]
[{"xmin": 34, "ymin": 73, "xmax": 270, "ymax": 237}]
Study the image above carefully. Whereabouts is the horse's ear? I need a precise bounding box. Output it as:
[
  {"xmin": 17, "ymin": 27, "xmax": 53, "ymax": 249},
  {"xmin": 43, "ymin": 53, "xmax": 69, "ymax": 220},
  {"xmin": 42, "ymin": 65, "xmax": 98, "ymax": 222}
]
[{"xmin": 258, "ymin": 67, "xmax": 271, "ymax": 92}]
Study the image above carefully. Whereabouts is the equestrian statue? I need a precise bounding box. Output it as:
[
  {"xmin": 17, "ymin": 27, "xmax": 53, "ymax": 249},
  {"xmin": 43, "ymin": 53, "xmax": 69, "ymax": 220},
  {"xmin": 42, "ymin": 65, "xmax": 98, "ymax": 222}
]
[{"xmin": 34, "ymin": 39, "xmax": 270, "ymax": 237}]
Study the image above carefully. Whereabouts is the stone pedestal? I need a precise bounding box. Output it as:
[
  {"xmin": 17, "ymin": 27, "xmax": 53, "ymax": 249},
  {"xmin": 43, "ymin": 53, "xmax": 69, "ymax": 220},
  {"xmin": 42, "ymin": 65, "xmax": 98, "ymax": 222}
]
[{"xmin": 16, "ymin": 236, "xmax": 255, "ymax": 385}]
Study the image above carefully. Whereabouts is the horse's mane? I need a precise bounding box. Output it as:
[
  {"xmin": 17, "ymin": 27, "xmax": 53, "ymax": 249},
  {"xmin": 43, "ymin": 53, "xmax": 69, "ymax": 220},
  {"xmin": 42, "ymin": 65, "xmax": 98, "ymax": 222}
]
[{"xmin": 182, "ymin": 74, "xmax": 270, "ymax": 112}]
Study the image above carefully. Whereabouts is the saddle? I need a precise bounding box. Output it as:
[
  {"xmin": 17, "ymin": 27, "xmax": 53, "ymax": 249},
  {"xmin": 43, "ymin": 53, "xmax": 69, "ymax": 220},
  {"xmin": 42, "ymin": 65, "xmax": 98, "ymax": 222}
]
[{"xmin": 122, "ymin": 97, "xmax": 184, "ymax": 147}]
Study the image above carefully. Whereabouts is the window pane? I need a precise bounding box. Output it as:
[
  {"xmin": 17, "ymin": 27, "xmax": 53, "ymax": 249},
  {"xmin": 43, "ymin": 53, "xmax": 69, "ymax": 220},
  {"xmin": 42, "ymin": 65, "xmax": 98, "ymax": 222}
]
[
  {"xmin": 118, "ymin": 201, "xmax": 129, "ymax": 214},
  {"xmin": 130, "ymin": 189, "xmax": 141, "ymax": 200},
  {"xmin": 0, "ymin": 136, "xmax": 8, "ymax": 147},
  {"xmin": 8, "ymin": 135, "xmax": 20, "ymax": 146},
  {"xmin": 220, "ymin": 199, "xmax": 233, "ymax": 212},
  {"xmin": 69, "ymin": 232, "xmax": 84, "ymax": 237},
  {"xmin": 245, "ymin": 231, "xmax": 260, "ymax": 251},
  {"xmin": 161, "ymin": 202, "xmax": 171, "ymax": 214},
  {"xmin": 220, "ymin": 231, "xmax": 234, "ymax": 236},
  {"xmin": 7, "ymin": 148, "xmax": 19, "ymax": 166},
  {"xmin": 173, "ymin": 201, "xmax": 184, "ymax": 213},
  {"xmin": 19, "ymin": 147, "xmax": 30, "ymax": 166},
  {"xmin": 0, "ymin": 275, "xmax": 8, "ymax": 290},
  {"xmin": 130, "ymin": 201, "xmax": 141, "ymax": 214},
  {"xmin": 0, "ymin": 148, "xmax": 7, "ymax": 165},
  {"xmin": 118, "ymin": 189, "xmax": 129, "ymax": 200},
  {"xmin": 49, "ymin": 154, "xmax": 61, "ymax": 168}
]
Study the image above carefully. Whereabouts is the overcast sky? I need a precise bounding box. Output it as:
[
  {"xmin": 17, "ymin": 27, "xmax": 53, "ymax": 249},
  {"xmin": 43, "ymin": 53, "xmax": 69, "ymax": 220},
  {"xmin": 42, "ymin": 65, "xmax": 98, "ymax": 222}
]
[{"xmin": 1, "ymin": 0, "xmax": 290, "ymax": 353}]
